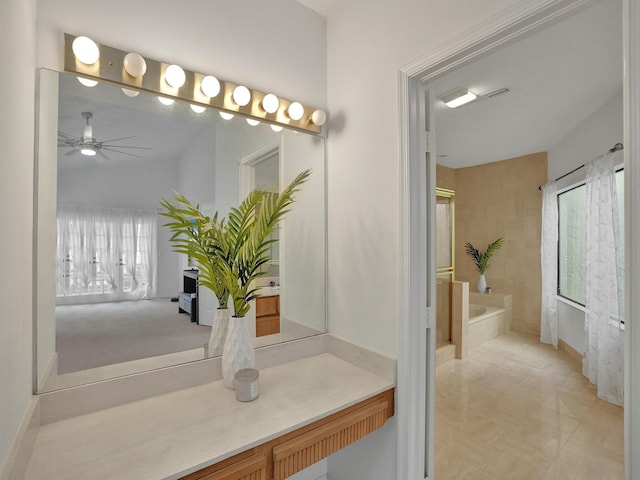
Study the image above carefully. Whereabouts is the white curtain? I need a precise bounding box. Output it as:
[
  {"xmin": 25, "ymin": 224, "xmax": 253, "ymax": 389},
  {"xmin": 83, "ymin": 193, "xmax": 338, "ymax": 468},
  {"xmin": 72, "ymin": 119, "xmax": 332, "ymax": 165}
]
[
  {"xmin": 57, "ymin": 205, "xmax": 157, "ymax": 300},
  {"xmin": 94, "ymin": 210, "xmax": 119, "ymax": 296},
  {"xmin": 583, "ymin": 152, "xmax": 624, "ymax": 406},
  {"xmin": 133, "ymin": 213, "xmax": 157, "ymax": 299},
  {"xmin": 540, "ymin": 181, "xmax": 558, "ymax": 347}
]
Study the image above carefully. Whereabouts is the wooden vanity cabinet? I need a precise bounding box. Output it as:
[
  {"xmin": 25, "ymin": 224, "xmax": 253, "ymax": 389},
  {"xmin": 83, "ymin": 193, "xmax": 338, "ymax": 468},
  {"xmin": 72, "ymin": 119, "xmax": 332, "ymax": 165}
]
[
  {"xmin": 180, "ymin": 388, "xmax": 395, "ymax": 480},
  {"xmin": 255, "ymin": 295, "xmax": 280, "ymax": 337}
]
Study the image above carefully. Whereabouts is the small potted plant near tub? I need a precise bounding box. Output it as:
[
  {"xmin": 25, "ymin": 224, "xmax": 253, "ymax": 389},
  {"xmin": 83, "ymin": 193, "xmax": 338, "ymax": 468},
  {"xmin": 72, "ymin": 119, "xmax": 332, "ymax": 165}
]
[{"xmin": 464, "ymin": 237, "xmax": 504, "ymax": 293}]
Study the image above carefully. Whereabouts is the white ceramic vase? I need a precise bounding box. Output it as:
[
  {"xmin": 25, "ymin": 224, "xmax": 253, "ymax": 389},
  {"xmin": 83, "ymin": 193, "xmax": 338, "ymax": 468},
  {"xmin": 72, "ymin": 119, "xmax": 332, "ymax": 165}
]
[
  {"xmin": 222, "ymin": 316, "xmax": 256, "ymax": 389},
  {"xmin": 206, "ymin": 308, "xmax": 230, "ymax": 358},
  {"xmin": 477, "ymin": 274, "xmax": 487, "ymax": 293}
]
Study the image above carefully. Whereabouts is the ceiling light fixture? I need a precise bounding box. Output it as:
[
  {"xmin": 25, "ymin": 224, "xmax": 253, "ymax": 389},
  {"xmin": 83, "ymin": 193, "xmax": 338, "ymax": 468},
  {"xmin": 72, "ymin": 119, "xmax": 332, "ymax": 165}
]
[
  {"xmin": 233, "ymin": 85, "xmax": 251, "ymax": 106},
  {"xmin": 201, "ymin": 76, "xmax": 220, "ymax": 98},
  {"xmin": 122, "ymin": 88, "xmax": 140, "ymax": 97},
  {"xmin": 287, "ymin": 102, "xmax": 304, "ymax": 120},
  {"xmin": 77, "ymin": 77, "xmax": 98, "ymax": 87},
  {"xmin": 158, "ymin": 96, "xmax": 175, "ymax": 106},
  {"xmin": 246, "ymin": 118, "xmax": 260, "ymax": 126},
  {"xmin": 270, "ymin": 125, "xmax": 283, "ymax": 132},
  {"xmin": 310, "ymin": 109, "xmax": 326, "ymax": 126},
  {"xmin": 123, "ymin": 52, "xmax": 147, "ymax": 78},
  {"xmin": 64, "ymin": 34, "xmax": 327, "ymax": 134},
  {"xmin": 72, "ymin": 36, "xmax": 100, "ymax": 65},
  {"xmin": 165, "ymin": 64, "xmax": 186, "ymax": 89},
  {"xmin": 219, "ymin": 112, "xmax": 234, "ymax": 120},
  {"xmin": 190, "ymin": 104, "xmax": 206, "ymax": 113},
  {"xmin": 262, "ymin": 94, "xmax": 280, "ymax": 113},
  {"xmin": 80, "ymin": 144, "xmax": 97, "ymax": 156},
  {"xmin": 440, "ymin": 87, "xmax": 477, "ymax": 108}
]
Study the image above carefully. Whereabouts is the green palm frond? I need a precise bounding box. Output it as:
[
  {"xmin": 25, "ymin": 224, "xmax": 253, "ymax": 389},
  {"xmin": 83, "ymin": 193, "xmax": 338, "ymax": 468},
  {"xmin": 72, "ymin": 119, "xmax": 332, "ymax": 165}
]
[
  {"xmin": 160, "ymin": 169, "xmax": 311, "ymax": 318},
  {"xmin": 159, "ymin": 194, "xmax": 230, "ymax": 308},
  {"xmin": 464, "ymin": 237, "xmax": 504, "ymax": 274}
]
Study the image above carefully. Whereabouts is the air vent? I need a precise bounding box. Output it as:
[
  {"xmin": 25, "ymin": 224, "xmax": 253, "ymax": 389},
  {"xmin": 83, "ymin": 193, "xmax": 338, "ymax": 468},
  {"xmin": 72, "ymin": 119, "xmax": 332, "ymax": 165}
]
[{"xmin": 486, "ymin": 87, "xmax": 510, "ymax": 98}]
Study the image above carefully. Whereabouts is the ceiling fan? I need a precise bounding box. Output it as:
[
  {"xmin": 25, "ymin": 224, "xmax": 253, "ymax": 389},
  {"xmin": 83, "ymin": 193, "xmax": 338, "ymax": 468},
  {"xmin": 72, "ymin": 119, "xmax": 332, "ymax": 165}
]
[{"xmin": 58, "ymin": 112, "xmax": 151, "ymax": 159}]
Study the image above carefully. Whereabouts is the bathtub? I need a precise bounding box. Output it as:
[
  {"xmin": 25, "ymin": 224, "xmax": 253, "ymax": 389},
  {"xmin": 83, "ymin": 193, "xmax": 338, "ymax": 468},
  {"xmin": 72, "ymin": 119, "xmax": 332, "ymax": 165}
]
[{"xmin": 467, "ymin": 303, "xmax": 508, "ymax": 348}]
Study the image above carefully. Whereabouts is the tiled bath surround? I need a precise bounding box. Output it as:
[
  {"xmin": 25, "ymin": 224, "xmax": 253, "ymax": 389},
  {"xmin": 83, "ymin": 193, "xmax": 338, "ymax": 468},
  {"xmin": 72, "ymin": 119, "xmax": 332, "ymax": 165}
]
[{"xmin": 437, "ymin": 152, "xmax": 547, "ymax": 336}]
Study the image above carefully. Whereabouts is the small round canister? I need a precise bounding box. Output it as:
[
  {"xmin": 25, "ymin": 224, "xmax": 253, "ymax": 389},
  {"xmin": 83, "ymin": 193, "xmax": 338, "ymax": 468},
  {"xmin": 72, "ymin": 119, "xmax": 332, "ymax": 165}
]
[{"xmin": 235, "ymin": 368, "xmax": 260, "ymax": 402}]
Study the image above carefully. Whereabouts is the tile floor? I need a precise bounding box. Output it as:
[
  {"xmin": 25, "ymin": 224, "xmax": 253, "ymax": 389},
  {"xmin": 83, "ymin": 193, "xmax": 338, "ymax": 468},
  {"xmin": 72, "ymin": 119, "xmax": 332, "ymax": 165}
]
[{"xmin": 435, "ymin": 332, "xmax": 624, "ymax": 479}]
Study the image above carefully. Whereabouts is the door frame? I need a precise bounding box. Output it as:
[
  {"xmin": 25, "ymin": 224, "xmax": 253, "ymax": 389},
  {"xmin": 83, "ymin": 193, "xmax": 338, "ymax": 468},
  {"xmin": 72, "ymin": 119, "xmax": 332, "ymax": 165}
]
[{"xmin": 397, "ymin": 0, "xmax": 640, "ymax": 478}]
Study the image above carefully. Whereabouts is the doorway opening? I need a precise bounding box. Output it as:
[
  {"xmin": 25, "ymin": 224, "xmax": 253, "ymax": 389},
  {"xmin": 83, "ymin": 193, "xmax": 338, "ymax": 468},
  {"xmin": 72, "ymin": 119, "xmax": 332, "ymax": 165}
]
[{"xmin": 398, "ymin": 0, "xmax": 637, "ymax": 478}]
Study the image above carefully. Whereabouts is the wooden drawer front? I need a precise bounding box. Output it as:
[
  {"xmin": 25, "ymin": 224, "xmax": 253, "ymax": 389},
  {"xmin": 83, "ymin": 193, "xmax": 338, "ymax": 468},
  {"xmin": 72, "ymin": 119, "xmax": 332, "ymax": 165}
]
[
  {"xmin": 256, "ymin": 315, "xmax": 280, "ymax": 337},
  {"xmin": 272, "ymin": 398, "xmax": 390, "ymax": 480},
  {"xmin": 256, "ymin": 296, "xmax": 278, "ymax": 317},
  {"xmin": 190, "ymin": 454, "xmax": 267, "ymax": 480}
]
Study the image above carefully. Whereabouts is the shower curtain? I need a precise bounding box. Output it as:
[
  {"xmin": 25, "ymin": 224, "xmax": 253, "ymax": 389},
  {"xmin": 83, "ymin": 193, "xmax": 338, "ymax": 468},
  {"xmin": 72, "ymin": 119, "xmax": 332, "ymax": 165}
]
[
  {"xmin": 583, "ymin": 153, "xmax": 624, "ymax": 406},
  {"xmin": 540, "ymin": 181, "xmax": 558, "ymax": 348}
]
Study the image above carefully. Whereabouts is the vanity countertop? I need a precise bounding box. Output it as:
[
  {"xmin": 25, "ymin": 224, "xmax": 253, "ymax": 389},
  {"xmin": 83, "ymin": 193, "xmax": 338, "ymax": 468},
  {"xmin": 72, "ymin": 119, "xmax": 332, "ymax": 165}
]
[{"xmin": 24, "ymin": 353, "xmax": 394, "ymax": 480}]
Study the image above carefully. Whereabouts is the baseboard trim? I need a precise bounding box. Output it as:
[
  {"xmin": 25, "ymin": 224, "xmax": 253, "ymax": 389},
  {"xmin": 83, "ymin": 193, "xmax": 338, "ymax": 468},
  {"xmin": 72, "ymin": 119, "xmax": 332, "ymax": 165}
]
[
  {"xmin": 558, "ymin": 338, "xmax": 582, "ymax": 366},
  {"xmin": 37, "ymin": 352, "xmax": 58, "ymax": 392},
  {"xmin": 0, "ymin": 397, "xmax": 39, "ymax": 480}
]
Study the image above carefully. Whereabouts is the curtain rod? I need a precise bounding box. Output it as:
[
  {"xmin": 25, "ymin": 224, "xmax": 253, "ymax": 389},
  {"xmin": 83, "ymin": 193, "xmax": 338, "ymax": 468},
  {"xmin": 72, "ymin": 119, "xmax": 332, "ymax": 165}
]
[{"xmin": 538, "ymin": 142, "xmax": 623, "ymax": 190}]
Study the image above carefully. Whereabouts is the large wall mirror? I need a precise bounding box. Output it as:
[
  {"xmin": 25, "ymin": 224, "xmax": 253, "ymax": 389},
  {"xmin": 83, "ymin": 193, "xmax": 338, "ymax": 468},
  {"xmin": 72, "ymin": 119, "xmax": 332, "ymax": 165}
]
[{"xmin": 35, "ymin": 69, "xmax": 326, "ymax": 393}]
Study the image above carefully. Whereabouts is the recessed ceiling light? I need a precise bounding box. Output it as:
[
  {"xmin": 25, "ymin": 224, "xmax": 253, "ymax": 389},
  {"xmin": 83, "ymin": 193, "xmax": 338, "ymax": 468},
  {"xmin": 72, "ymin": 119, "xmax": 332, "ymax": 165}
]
[
  {"xmin": 77, "ymin": 77, "xmax": 98, "ymax": 87},
  {"xmin": 158, "ymin": 96, "xmax": 175, "ymax": 106},
  {"xmin": 219, "ymin": 112, "xmax": 234, "ymax": 120},
  {"xmin": 190, "ymin": 104, "xmax": 206, "ymax": 113},
  {"xmin": 440, "ymin": 88, "xmax": 477, "ymax": 108}
]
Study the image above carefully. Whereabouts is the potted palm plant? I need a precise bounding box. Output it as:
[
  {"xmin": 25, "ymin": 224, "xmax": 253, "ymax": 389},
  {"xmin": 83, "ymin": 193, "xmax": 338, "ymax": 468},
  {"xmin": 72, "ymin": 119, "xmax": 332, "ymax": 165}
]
[
  {"xmin": 160, "ymin": 197, "xmax": 232, "ymax": 358},
  {"xmin": 161, "ymin": 169, "xmax": 310, "ymax": 388},
  {"xmin": 464, "ymin": 237, "xmax": 504, "ymax": 293}
]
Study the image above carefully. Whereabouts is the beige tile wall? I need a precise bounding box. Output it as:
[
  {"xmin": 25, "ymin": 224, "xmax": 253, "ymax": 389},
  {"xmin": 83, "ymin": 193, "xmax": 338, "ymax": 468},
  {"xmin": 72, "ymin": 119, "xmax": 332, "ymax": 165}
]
[
  {"xmin": 436, "ymin": 164, "xmax": 456, "ymax": 190},
  {"xmin": 436, "ymin": 152, "xmax": 547, "ymax": 336}
]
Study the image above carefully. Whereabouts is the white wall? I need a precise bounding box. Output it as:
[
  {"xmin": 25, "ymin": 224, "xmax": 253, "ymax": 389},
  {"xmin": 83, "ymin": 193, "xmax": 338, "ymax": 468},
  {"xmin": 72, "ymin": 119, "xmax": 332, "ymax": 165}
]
[
  {"xmin": 0, "ymin": 0, "xmax": 36, "ymax": 472},
  {"xmin": 177, "ymin": 126, "xmax": 216, "ymax": 206},
  {"xmin": 281, "ymin": 132, "xmax": 326, "ymax": 332},
  {"xmin": 215, "ymin": 121, "xmax": 277, "ymax": 215},
  {"xmin": 548, "ymin": 89, "xmax": 623, "ymax": 180},
  {"xmin": 547, "ymin": 89, "xmax": 623, "ymax": 353}
]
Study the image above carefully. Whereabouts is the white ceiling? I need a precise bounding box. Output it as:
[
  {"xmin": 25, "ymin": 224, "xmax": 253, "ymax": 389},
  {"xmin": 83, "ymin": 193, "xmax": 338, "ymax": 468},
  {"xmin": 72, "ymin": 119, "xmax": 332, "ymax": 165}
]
[{"xmin": 429, "ymin": 0, "xmax": 622, "ymax": 169}]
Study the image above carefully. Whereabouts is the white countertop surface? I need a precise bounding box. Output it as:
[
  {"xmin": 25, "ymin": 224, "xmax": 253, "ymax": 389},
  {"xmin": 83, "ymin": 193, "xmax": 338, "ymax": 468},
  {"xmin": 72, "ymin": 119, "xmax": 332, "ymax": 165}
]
[{"xmin": 24, "ymin": 353, "xmax": 394, "ymax": 480}]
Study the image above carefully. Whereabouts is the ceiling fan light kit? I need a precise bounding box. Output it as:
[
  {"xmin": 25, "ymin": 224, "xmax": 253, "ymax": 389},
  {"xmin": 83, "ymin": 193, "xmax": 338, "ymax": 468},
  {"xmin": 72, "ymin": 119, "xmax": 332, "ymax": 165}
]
[
  {"xmin": 64, "ymin": 33, "xmax": 327, "ymax": 134},
  {"xmin": 58, "ymin": 110, "xmax": 152, "ymax": 160}
]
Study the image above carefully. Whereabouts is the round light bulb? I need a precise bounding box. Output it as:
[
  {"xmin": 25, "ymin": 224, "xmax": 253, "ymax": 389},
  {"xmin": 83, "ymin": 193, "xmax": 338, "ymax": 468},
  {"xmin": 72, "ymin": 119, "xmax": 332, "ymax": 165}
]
[
  {"xmin": 287, "ymin": 102, "xmax": 304, "ymax": 121},
  {"xmin": 270, "ymin": 125, "xmax": 283, "ymax": 132},
  {"xmin": 72, "ymin": 36, "xmax": 100, "ymax": 65},
  {"xmin": 158, "ymin": 96, "xmax": 175, "ymax": 106},
  {"xmin": 262, "ymin": 94, "xmax": 280, "ymax": 113},
  {"xmin": 311, "ymin": 109, "xmax": 327, "ymax": 126},
  {"xmin": 121, "ymin": 88, "xmax": 140, "ymax": 97},
  {"xmin": 123, "ymin": 52, "xmax": 147, "ymax": 78},
  {"xmin": 246, "ymin": 118, "xmax": 260, "ymax": 126},
  {"xmin": 201, "ymin": 76, "xmax": 220, "ymax": 98},
  {"xmin": 77, "ymin": 77, "xmax": 98, "ymax": 87},
  {"xmin": 190, "ymin": 104, "xmax": 206, "ymax": 114},
  {"xmin": 219, "ymin": 112, "xmax": 234, "ymax": 120},
  {"xmin": 232, "ymin": 85, "xmax": 251, "ymax": 106},
  {"xmin": 165, "ymin": 64, "xmax": 186, "ymax": 88}
]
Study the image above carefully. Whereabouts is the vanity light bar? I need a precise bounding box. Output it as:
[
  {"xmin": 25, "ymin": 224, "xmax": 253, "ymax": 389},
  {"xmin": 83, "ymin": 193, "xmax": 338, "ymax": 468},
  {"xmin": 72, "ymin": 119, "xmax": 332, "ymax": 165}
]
[{"xmin": 63, "ymin": 33, "xmax": 326, "ymax": 134}]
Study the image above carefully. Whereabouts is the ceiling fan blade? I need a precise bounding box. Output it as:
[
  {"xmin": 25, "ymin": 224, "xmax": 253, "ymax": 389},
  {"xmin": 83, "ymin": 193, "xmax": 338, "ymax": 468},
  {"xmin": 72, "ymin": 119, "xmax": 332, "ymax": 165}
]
[
  {"xmin": 64, "ymin": 148, "xmax": 80, "ymax": 156},
  {"xmin": 58, "ymin": 131, "xmax": 78, "ymax": 140},
  {"xmin": 100, "ymin": 144, "xmax": 153, "ymax": 150},
  {"xmin": 97, "ymin": 150, "xmax": 111, "ymax": 161},
  {"xmin": 97, "ymin": 135, "xmax": 138, "ymax": 144},
  {"xmin": 101, "ymin": 147, "xmax": 143, "ymax": 158}
]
